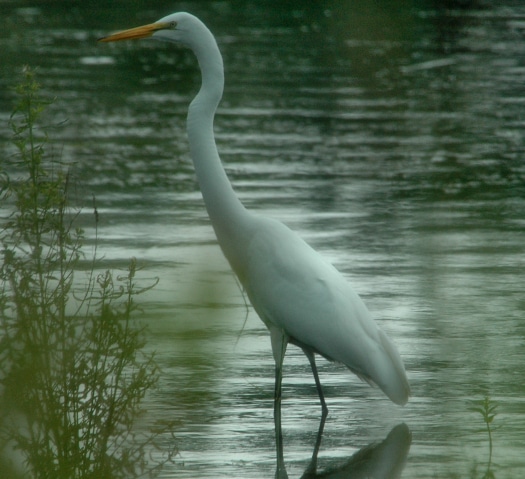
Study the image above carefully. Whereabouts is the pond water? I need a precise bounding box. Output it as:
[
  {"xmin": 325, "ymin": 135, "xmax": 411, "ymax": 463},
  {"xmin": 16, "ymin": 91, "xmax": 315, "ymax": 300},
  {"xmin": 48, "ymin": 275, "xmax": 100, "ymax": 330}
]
[{"xmin": 1, "ymin": 0, "xmax": 524, "ymax": 477}]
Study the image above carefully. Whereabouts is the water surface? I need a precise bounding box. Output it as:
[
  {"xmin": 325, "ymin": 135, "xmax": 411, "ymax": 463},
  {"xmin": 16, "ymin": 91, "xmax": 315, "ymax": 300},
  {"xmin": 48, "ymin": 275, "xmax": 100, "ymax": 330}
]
[{"xmin": 1, "ymin": 1, "xmax": 524, "ymax": 477}]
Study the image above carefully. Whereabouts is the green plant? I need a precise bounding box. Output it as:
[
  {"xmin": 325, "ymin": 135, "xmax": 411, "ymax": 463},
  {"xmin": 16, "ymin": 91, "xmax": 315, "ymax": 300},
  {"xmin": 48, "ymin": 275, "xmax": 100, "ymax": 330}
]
[
  {"xmin": 0, "ymin": 67, "xmax": 173, "ymax": 478},
  {"xmin": 470, "ymin": 395, "xmax": 498, "ymax": 479}
]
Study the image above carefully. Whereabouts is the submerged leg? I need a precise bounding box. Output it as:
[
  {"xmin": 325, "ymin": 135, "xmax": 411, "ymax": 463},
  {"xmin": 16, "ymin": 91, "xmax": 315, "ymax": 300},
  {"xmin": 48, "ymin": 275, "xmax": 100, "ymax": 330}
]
[
  {"xmin": 303, "ymin": 406, "xmax": 328, "ymax": 475},
  {"xmin": 274, "ymin": 361, "xmax": 288, "ymax": 479},
  {"xmin": 270, "ymin": 328, "xmax": 289, "ymax": 479},
  {"xmin": 303, "ymin": 350, "xmax": 329, "ymax": 416}
]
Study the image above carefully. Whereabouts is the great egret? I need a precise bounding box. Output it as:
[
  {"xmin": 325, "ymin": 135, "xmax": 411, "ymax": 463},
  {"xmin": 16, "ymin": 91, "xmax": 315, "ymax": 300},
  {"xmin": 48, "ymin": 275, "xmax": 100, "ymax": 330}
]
[{"xmin": 99, "ymin": 10, "xmax": 410, "ymax": 457}]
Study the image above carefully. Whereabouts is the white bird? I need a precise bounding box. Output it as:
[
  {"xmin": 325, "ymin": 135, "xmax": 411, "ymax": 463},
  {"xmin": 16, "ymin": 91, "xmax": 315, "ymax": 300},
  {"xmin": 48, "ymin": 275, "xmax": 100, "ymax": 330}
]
[{"xmin": 99, "ymin": 11, "xmax": 410, "ymax": 460}]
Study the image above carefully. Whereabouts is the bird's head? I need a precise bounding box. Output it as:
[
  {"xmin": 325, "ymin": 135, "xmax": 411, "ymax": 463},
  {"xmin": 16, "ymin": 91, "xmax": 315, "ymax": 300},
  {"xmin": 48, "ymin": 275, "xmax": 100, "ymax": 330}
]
[
  {"xmin": 99, "ymin": 11, "xmax": 224, "ymax": 92},
  {"xmin": 98, "ymin": 12, "xmax": 201, "ymax": 47}
]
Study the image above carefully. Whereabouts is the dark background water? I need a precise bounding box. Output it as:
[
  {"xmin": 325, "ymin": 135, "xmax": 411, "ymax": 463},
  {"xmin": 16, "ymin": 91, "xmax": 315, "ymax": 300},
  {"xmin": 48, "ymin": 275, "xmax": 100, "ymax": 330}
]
[{"xmin": 1, "ymin": 1, "xmax": 524, "ymax": 477}]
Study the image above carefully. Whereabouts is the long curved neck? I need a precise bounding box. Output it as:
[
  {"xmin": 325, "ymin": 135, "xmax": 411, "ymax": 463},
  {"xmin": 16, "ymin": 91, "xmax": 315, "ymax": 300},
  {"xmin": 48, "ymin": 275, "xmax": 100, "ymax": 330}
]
[{"xmin": 186, "ymin": 26, "xmax": 250, "ymax": 273}]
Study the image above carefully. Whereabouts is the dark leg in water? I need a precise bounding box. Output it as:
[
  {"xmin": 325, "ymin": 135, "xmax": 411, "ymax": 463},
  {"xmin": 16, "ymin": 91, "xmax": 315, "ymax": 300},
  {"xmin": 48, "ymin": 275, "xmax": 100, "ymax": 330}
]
[
  {"xmin": 302, "ymin": 350, "xmax": 328, "ymax": 475},
  {"xmin": 304, "ymin": 350, "xmax": 329, "ymax": 416},
  {"xmin": 274, "ymin": 360, "xmax": 288, "ymax": 479}
]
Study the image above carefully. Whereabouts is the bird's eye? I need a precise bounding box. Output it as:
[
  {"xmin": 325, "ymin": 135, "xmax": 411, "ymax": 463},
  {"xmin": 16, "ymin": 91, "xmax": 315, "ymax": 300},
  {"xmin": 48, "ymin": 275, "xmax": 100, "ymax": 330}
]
[{"xmin": 170, "ymin": 21, "xmax": 177, "ymax": 29}]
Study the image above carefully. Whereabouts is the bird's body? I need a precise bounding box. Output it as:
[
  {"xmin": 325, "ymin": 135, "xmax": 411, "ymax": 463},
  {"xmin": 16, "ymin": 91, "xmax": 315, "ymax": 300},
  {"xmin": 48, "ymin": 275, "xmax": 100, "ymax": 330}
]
[
  {"xmin": 99, "ymin": 10, "xmax": 410, "ymax": 421},
  {"xmin": 235, "ymin": 214, "xmax": 409, "ymax": 405}
]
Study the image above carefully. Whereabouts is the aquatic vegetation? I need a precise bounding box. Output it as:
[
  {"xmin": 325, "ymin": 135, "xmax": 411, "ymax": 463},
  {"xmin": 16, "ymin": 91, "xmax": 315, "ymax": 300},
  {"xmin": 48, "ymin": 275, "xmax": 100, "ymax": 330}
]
[
  {"xmin": 470, "ymin": 395, "xmax": 498, "ymax": 479},
  {"xmin": 0, "ymin": 67, "xmax": 174, "ymax": 478}
]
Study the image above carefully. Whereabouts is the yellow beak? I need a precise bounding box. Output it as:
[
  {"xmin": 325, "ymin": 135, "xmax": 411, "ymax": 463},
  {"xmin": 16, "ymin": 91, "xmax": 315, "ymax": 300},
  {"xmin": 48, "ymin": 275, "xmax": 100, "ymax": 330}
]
[{"xmin": 98, "ymin": 22, "xmax": 173, "ymax": 42}]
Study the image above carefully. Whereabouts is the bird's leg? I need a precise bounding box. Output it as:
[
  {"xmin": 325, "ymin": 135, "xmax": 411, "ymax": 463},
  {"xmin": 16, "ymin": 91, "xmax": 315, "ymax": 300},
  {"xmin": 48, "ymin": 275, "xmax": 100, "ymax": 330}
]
[
  {"xmin": 300, "ymin": 350, "xmax": 328, "ymax": 476},
  {"xmin": 274, "ymin": 361, "xmax": 288, "ymax": 479},
  {"xmin": 270, "ymin": 327, "xmax": 288, "ymax": 479},
  {"xmin": 304, "ymin": 350, "xmax": 329, "ymax": 416},
  {"xmin": 303, "ymin": 405, "xmax": 327, "ymax": 476}
]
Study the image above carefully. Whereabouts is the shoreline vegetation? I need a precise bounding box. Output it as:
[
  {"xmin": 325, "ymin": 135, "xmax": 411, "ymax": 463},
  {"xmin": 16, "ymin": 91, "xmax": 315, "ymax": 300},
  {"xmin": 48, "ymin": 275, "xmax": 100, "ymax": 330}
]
[{"xmin": 0, "ymin": 67, "xmax": 175, "ymax": 479}]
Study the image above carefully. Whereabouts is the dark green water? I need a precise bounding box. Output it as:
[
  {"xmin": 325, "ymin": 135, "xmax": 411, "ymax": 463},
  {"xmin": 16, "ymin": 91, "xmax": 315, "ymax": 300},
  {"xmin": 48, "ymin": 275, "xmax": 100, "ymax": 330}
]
[{"xmin": 1, "ymin": 1, "xmax": 524, "ymax": 477}]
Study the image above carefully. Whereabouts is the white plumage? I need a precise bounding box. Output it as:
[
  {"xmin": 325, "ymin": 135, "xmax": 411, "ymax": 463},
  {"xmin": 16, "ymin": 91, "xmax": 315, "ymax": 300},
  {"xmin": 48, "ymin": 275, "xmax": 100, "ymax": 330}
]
[{"xmin": 100, "ymin": 11, "xmax": 410, "ymax": 422}]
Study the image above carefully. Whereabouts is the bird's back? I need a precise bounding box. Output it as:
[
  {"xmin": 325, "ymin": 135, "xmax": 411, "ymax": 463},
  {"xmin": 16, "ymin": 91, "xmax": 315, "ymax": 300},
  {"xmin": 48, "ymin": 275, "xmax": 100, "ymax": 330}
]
[{"xmin": 239, "ymin": 215, "xmax": 410, "ymax": 406}]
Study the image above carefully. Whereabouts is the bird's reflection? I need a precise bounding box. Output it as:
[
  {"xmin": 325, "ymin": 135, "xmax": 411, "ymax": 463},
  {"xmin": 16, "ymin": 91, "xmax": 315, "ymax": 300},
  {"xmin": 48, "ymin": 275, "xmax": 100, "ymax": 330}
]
[{"xmin": 276, "ymin": 421, "xmax": 411, "ymax": 479}]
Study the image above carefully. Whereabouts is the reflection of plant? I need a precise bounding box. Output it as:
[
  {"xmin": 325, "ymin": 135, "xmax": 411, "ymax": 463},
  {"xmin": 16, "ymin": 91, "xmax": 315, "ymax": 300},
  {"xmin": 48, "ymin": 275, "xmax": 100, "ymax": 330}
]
[
  {"xmin": 0, "ymin": 67, "xmax": 174, "ymax": 478},
  {"xmin": 470, "ymin": 395, "xmax": 498, "ymax": 479}
]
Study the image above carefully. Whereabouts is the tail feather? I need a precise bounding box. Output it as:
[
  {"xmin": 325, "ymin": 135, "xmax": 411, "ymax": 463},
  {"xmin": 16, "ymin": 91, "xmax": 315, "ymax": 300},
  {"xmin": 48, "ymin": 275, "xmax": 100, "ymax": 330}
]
[{"xmin": 376, "ymin": 329, "xmax": 410, "ymax": 405}]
